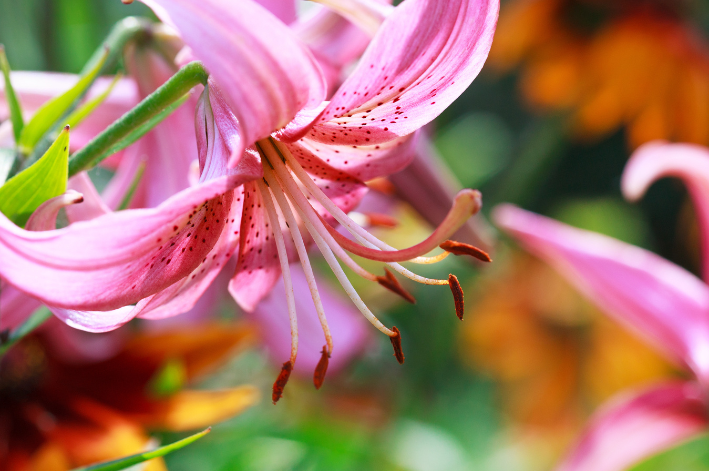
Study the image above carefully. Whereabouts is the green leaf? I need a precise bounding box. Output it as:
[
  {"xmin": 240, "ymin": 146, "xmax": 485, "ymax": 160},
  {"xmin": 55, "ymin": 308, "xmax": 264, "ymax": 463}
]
[
  {"xmin": 629, "ymin": 433, "xmax": 709, "ymax": 471},
  {"xmin": 0, "ymin": 307, "xmax": 52, "ymax": 357},
  {"xmin": 0, "ymin": 148, "xmax": 15, "ymax": 185},
  {"xmin": 117, "ymin": 161, "xmax": 146, "ymax": 211},
  {"xmin": 65, "ymin": 72, "xmax": 123, "ymax": 130},
  {"xmin": 0, "ymin": 45, "xmax": 25, "ymax": 142},
  {"xmin": 0, "ymin": 126, "xmax": 70, "ymax": 226},
  {"xmin": 17, "ymin": 50, "xmax": 106, "ymax": 155},
  {"xmin": 70, "ymin": 428, "xmax": 212, "ymax": 471}
]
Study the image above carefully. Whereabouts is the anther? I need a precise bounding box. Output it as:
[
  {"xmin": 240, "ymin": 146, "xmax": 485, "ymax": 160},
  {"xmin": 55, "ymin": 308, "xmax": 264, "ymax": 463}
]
[
  {"xmin": 448, "ymin": 274, "xmax": 464, "ymax": 320},
  {"xmin": 390, "ymin": 326, "xmax": 405, "ymax": 364},
  {"xmin": 440, "ymin": 240, "xmax": 492, "ymax": 262},
  {"xmin": 377, "ymin": 268, "xmax": 416, "ymax": 304},
  {"xmin": 364, "ymin": 212, "xmax": 399, "ymax": 228},
  {"xmin": 272, "ymin": 361, "xmax": 293, "ymax": 404},
  {"xmin": 314, "ymin": 346, "xmax": 330, "ymax": 390}
]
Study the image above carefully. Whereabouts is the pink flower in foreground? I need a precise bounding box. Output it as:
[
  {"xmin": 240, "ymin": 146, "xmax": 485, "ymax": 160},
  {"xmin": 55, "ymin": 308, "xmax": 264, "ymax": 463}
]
[
  {"xmin": 493, "ymin": 142, "xmax": 709, "ymax": 471},
  {"xmin": 149, "ymin": 0, "xmax": 497, "ymax": 400},
  {"xmin": 1, "ymin": 0, "xmax": 497, "ymax": 400}
]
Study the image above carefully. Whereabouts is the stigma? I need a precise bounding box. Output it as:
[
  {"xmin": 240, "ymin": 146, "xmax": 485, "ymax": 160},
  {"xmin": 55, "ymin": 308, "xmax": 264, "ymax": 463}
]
[{"xmin": 253, "ymin": 138, "xmax": 490, "ymax": 403}]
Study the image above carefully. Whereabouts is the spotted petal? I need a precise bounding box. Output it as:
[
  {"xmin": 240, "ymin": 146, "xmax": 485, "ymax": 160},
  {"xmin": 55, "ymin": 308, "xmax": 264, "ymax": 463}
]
[
  {"xmin": 623, "ymin": 142, "xmax": 709, "ymax": 281},
  {"xmin": 139, "ymin": 0, "xmax": 326, "ymax": 165},
  {"xmin": 0, "ymin": 175, "xmax": 250, "ymax": 313},
  {"xmin": 557, "ymin": 382, "xmax": 708, "ymax": 471},
  {"xmin": 289, "ymin": 0, "xmax": 499, "ymax": 145},
  {"xmin": 494, "ymin": 204, "xmax": 709, "ymax": 385}
]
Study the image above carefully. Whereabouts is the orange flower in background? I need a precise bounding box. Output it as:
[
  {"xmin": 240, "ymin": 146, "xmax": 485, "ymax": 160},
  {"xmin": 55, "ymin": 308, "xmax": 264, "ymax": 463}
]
[
  {"xmin": 0, "ymin": 322, "xmax": 258, "ymax": 471},
  {"xmin": 491, "ymin": 0, "xmax": 709, "ymax": 148},
  {"xmin": 460, "ymin": 250, "xmax": 676, "ymax": 463}
]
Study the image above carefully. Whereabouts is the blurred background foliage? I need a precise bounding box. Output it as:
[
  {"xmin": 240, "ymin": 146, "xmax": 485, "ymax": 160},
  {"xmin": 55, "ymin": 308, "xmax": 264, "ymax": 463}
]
[{"xmin": 4, "ymin": 0, "xmax": 709, "ymax": 469}]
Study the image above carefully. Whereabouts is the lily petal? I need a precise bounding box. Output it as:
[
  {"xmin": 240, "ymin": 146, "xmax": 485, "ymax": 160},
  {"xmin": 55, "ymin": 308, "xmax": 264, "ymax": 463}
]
[
  {"xmin": 622, "ymin": 141, "xmax": 709, "ymax": 280},
  {"xmin": 254, "ymin": 0, "xmax": 296, "ymax": 24},
  {"xmin": 229, "ymin": 182, "xmax": 282, "ymax": 312},
  {"xmin": 123, "ymin": 47, "xmax": 200, "ymax": 208},
  {"xmin": 557, "ymin": 382, "xmax": 708, "ymax": 471},
  {"xmin": 0, "ymin": 175, "xmax": 248, "ymax": 312},
  {"xmin": 293, "ymin": 6, "xmax": 374, "ymax": 94},
  {"xmin": 26, "ymin": 190, "xmax": 85, "ymax": 231},
  {"xmin": 494, "ymin": 204, "xmax": 709, "ymax": 384},
  {"xmin": 0, "ymin": 282, "xmax": 42, "ymax": 331},
  {"xmin": 139, "ymin": 0, "xmax": 326, "ymax": 164},
  {"xmin": 145, "ymin": 386, "xmax": 259, "ymax": 431},
  {"xmin": 290, "ymin": 0, "xmax": 499, "ymax": 144},
  {"xmin": 284, "ymin": 132, "xmax": 416, "ymax": 182}
]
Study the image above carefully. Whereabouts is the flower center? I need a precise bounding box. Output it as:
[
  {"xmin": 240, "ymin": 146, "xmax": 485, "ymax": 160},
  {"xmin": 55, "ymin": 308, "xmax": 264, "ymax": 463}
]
[{"xmin": 254, "ymin": 137, "xmax": 489, "ymax": 403}]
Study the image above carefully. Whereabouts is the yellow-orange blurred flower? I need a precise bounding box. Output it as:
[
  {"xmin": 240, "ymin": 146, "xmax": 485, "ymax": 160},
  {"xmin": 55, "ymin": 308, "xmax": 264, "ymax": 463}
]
[
  {"xmin": 0, "ymin": 322, "xmax": 258, "ymax": 471},
  {"xmin": 460, "ymin": 250, "xmax": 678, "ymax": 462},
  {"xmin": 491, "ymin": 0, "xmax": 709, "ymax": 148}
]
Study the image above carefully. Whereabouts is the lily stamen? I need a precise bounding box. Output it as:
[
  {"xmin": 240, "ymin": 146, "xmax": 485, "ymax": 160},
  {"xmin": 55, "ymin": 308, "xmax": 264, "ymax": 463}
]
[{"xmin": 256, "ymin": 179, "xmax": 299, "ymax": 404}]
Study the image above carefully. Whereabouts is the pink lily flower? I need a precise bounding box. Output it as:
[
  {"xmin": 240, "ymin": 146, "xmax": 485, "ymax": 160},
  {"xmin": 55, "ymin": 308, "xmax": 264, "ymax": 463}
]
[
  {"xmin": 134, "ymin": 0, "xmax": 497, "ymax": 399},
  {"xmin": 1, "ymin": 0, "xmax": 497, "ymax": 402},
  {"xmin": 493, "ymin": 141, "xmax": 709, "ymax": 471}
]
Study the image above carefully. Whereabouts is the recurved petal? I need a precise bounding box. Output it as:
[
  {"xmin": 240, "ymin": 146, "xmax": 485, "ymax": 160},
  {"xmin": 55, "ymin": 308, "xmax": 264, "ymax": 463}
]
[
  {"xmin": 557, "ymin": 382, "xmax": 708, "ymax": 471},
  {"xmin": 26, "ymin": 190, "xmax": 85, "ymax": 231},
  {"xmin": 288, "ymin": 0, "xmax": 499, "ymax": 145},
  {"xmin": 284, "ymin": 132, "xmax": 416, "ymax": 182},
  {"xmin": 139, "ymin": 0, "xmax": 326, "ymax": 165},
  {"xmin": 494, "ymin": 204, "xmax": 709, "ymax": 384},
  {"xmin": 229, "ymin": 182, "xmax": 282, "ymax": 312},
  {"xmin": 623, "ymin": 142, "xmax": 709, "ymax": 280},
  {"xmin": 0, "ymin": 175, "xmax": 250, "ymax": 312}
]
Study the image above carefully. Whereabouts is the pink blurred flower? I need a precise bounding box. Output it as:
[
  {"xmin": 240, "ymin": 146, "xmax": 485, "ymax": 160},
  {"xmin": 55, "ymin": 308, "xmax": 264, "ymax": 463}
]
[{"xmin": 494, "ymin": 142, "xmax": 709, "ymax": 471}]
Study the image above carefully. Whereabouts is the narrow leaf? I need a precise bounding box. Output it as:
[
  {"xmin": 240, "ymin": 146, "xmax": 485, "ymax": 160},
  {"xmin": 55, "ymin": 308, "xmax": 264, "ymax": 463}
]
[
  {"xmin": 0, "ymin": 307, "xmax": 52, "ymax": 357},
  {"xmin": 0, "ymin": 45, "xmax": 25, "ymax": 142},
  {"xmin": 117, "ymin": 161, "xmax": 146, "ymax": 211},
  {"xmin": 0, "ymin": 148, "xmax": 15, "ymax": 185},
  {"xmin": 65, "ymin": 73, "xmax": 124, "ymax": 130},
  {"xmin": 70, "ymin": 428, "xmax": 211, "ymax": 471},
  {"xmin": 89, "ymin": 93, "xmax": 190, "ymax": 169},
  {"xmin": 17, "ymin": 50, "xmax": 106, "ymax": 154},
  {"xmin": 0, "ymin": 126, "xmax": 70, "ymax": 226}
]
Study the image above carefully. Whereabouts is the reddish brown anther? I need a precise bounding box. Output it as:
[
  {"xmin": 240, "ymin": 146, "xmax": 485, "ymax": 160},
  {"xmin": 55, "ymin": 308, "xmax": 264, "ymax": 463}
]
[
  {"xmin": 364, "ymin": 212, "xmax": 399, "ymax": 228},
  {"xmin": 390, "ymin": 326, "xmax": 405, "ymax": 364},
  {"xmin": 377, "ymin": 268, "xmax": 416, "ymax": 304},
  {"xmin": 440, "ymin": 240, "xmax": 492, "ymax": 262},
  {"xmin": 272, "ymin": 361, "xmax": 293, "ymax": 404},
  {"xmin": 448, "ymin": 274, "xmax": 464, "ymax": 320},
  {"xmin": 313, "ymin": 346, "xmax": 330, "ymax": 390}
]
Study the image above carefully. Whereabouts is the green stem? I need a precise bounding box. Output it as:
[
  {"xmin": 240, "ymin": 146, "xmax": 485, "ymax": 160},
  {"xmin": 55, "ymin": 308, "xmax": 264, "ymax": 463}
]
[
  {"xmin": 68, "ymin": 61, "xmax": 209, "ymax": 176},
  {"xmin": 82, "ymin": 16, "xmax": 153, "ymax": 76}
]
